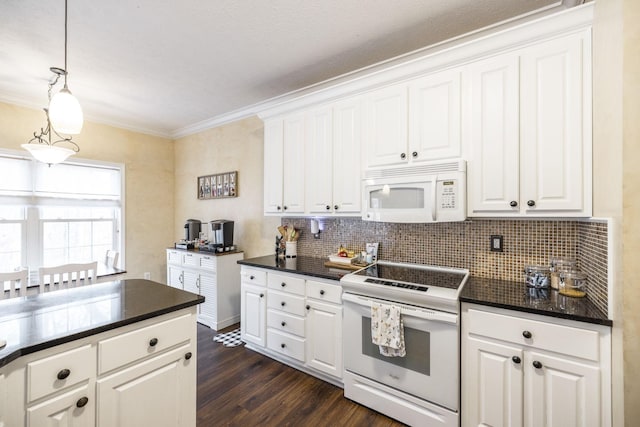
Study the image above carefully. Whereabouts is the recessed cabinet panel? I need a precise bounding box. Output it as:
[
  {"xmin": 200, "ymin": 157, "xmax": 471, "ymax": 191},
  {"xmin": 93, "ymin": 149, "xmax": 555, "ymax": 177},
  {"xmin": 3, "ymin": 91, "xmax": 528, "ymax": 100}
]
[
  {"xmin": 365, "ymin": 84, "xmax": 408, "ymax": 168},
  {"xmin": 465, "ymin": 337, "xmax": 523, "ymax": 427},
  {"xmin": 305, "ymin": 106, "xmax": 333, "ymax": 214},
  {"xmin": 331, "ymin": 98, "xmax": 362, "ymax": 213},
  {"xmin": 409, "ymin": 69, "xmax": 462, "ymax": 161},
  {"xmin": 467, "ymin": 54, "xmax": 520, "ymax": 215},
  {"xmin": 241, "ymin": 282, "xmax": 266, "ymax": 347},
  {"xmin": 282, "ymin": 114, "xmax": 306, "ymax": 213},
  {"xmin": 520, "ymin": 33, "xmax": 588, "ymax": 213},
  {"xmin": 525, "ymin": 350, "xmax": 601, "ymax": 427},
  {"xmin": 264, "ymin": 119, "xmax": 284, "ymax": 214}
]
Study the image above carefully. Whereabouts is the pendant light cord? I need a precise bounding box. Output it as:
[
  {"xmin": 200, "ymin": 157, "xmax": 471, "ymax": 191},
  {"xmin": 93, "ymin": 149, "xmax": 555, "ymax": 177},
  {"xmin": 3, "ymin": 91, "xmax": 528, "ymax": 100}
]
[{"xmin": 64, "ymin": 0, "xmax": 68, "ymax": 87}]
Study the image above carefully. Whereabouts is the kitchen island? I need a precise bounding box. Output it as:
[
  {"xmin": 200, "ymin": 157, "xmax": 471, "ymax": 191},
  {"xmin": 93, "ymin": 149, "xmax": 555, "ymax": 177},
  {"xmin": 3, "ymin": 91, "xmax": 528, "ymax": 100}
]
[{"xmin": 0, "ymin": 279, "xmax": 203, "ymax": 426}]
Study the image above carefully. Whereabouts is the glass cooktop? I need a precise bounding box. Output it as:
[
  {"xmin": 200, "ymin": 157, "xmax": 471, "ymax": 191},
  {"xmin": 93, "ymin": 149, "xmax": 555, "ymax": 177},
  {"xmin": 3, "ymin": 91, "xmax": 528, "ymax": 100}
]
[{"xmin": 354, "ymin": 263, "xmax": 467, "ymax": 290}]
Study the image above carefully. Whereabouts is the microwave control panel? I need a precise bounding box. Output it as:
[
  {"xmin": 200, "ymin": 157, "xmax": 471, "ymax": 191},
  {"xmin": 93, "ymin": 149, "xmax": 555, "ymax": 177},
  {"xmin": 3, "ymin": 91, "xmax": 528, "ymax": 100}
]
[{"xmin": 438, "ymin": 180, "xmax": 458, "ymax": 210}]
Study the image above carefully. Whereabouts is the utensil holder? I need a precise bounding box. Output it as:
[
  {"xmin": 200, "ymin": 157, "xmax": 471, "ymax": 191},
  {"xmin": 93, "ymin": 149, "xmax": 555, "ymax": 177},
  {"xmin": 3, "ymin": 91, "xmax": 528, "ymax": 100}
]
[{"xmin": 285, "ymin": 241, "xmax": 297, "ymax": 258}]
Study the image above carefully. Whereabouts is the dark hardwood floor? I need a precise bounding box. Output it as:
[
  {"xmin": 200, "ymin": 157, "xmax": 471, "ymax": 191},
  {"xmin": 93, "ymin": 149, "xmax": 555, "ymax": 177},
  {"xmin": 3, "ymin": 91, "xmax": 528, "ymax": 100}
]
[{"xmin": 197, "ymin": 323, "xmax": 406, "ymax": 426}]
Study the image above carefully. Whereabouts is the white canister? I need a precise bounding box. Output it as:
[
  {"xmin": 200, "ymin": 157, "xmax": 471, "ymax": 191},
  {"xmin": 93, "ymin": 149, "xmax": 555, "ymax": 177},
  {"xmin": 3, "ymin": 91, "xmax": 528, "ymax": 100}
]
[{"xmin": 285, "ymin": 241, "xmax": 297, "ymax": 258}]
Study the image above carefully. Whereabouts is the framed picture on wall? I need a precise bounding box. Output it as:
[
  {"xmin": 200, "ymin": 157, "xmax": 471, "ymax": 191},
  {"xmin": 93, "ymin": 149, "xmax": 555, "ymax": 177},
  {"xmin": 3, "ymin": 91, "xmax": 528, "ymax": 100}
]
[{"xmin": 197, "ymin": 171, "xmax": 238, "ymax": 200}]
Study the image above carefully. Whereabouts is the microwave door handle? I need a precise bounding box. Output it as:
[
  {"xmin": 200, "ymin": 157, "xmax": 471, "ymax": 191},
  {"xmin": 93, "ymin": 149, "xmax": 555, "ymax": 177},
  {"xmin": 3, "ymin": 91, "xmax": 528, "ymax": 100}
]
[{"xmin": 430, "ymin": 179, "xmax": 437, "ymax": 221}]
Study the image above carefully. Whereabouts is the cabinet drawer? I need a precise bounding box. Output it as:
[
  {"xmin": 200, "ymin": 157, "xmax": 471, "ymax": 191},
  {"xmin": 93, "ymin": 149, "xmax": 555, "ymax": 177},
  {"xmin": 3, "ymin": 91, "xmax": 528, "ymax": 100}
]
[
  {"xmin": 467, "ymin": 308, "xmax": 601, "ymax": 361},
  {"xmin": 98, "ymin": 313, "xmax": 192, "ymax": 374},
  {"xmin": 241, "ymin": 267, "xmax": 267, "ymax": 286},
  {"xmin": 27, "ymin": 344, "xmax": 94, "ymax": 402},
  {"xmin": 182, "ymin": 252, "xmax": 198, "ymax": 267},
  {"xmin": 167, "ymin": 250, "xmax": 181, "ymax": 265},
  {"xmin": 267, "ymin": 290, "xmax": 306, "ymax": 317},
  {"xmin": 268, "ymin": 273, "xmax": 305, "ymax": 296},
  {"xmin": 198, "ymin": 254, "xmax": 217, "ymax": 271},
  {"xmin": 306, "ymin": 280, "xmax": 341, "ymax": 304},
  {"xmin": 267, "ymin": 309, "xmax": 306, "ymax": 337},
  {"xmin": 267, "ymin": 329, "xmax": 305, "ymax": 362}
]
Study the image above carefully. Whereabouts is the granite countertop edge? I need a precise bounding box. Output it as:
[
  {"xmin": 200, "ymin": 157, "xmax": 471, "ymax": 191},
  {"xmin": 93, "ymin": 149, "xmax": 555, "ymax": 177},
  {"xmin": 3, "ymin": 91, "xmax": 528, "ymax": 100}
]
[
  {"xmin": 0, "ymin": 280, "xmax": 204, "ymax": 369},
  {"xmin": 239, "ymin": 256, "xmax": 612, "ymax": 327},
  {"xmin": 460, "ymin": 277, "xmax": 612, "ymax": 327}
]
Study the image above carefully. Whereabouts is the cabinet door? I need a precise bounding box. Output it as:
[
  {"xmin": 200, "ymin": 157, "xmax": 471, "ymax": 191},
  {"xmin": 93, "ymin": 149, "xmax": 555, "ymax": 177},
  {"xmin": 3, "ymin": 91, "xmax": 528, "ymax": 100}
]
[
  {"xmin": 97, "ymin": 344, "xmax": 195, "ymax": 427},
  {"xmin": 167, "ymin": 265, "xmax": 183, "ymax": 289},
  {"xmin": 264, "ymin": 118, "xmax": 284, "ymax": 213},
  {"xmin": 197, "ymin": 273, "xmax": 217, "ymax": 328},
  {"xmin": 409, "ymin": 68, "xmax": 462, "ymax": 161},
  {"xmin": 27, "ymin": 383, "xmax": 95, "ymax": 427},
  {"xmin": 282, "ymin": 113, "xmax": 306, "ymax": 213},
  {"xmin": 467, "ymin": 53, "xmax": 520, "ymax": 215},
  {"xmin": 241, "ymin": 283, "xmax": 266, "ymax": 347},
  {"xmin": 333, "ymin": 97, "xmax": 363, "ymax": 213},
  {"xmin": 520, "ymin": 33, "xmax": 590, "ymax": 215},
  {"xmin": 305, "ymin": 300, "xmax": 342, "ymax": 378},
  {"xmin": 364, "ymin": 84, "xmax": 408, "ymax": 168},
  {"xmin": 182, "ymin": 270, "xmax": 199, "ymax": 295},
  {"xmin": 525, "ymin": 350, "xmax": 601, "ymax": 427},
  {"xmin": 463, "ymin": 336, "xmax": 524, "ymax": 427},
  {"xmin": 305, "ymin": 106, "xmax": 334, "ymax": 214}
]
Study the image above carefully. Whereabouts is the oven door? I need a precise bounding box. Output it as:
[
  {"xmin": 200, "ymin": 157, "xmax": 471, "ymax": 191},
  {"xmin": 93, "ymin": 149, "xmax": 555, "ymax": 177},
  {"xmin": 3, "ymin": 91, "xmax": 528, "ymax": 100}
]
[{"xmin": 342, "ymin": 292, "xmax": 459, "ymax": 411}]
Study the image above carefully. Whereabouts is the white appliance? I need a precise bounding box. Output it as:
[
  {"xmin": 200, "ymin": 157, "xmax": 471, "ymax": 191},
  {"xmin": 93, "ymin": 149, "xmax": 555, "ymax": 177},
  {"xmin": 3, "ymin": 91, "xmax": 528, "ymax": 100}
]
[
  {"xmin": 340, "ymin": 261, "xmax": 469, "ymax": 427},
  {"xmin": 362, "ymin": 159, "xmax": 466, "ymax": 223}
]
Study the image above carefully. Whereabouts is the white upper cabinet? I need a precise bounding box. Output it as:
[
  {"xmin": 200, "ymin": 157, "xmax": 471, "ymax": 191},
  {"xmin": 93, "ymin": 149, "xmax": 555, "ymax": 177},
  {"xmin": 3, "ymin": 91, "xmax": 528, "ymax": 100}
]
[
  {"xmin": 466, "ymin": 53, "xmax": 520, "ymax": 214},
  {"xmin": 263, "ymin": 115, "xmax": 305, "ymax": 214},
  {"xmin": 330, "ymin": 98, "xmax": 362, "ymax": 214},
  {"xmin": 305, "ymin": 106, "xmax": 334, "ymax": 214},
  {"xmin": 467, "ymin": 30, "xmax": 592, "ymax": 217},
  {"xmin": 408, "ymin": 68, "xmax": 462, "ymax": 161},
  {"xmin": 263, "ymin": 119, "xmax": 284, "ymax": 214},
  {"xmin": 364, "ymin": 84, "xmax": 408, "ymax": 168},
  {"xmin": 520, "ymin": 32, "xmax": 591, "ymax": 214}
]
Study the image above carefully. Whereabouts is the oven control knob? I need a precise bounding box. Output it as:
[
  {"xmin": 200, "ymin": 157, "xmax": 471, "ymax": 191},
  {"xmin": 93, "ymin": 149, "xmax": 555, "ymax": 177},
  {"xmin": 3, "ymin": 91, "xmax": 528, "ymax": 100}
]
[
  {"xmin": 512, "ymin": 356, "xmax": 521, "ymax": 364},
  {"xmin": 522, "ymin": 330, "xmax": 532, "ymax": 339}
]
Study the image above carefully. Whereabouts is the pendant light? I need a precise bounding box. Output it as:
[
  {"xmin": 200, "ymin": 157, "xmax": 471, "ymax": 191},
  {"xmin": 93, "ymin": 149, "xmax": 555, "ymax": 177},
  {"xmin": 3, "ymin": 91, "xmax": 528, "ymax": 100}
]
[
  {"xmin": 22, "ymin": 0, "xmax": 82, "ymax": 165},
  {"xmin": 48, "ymin": 0, "xmax": 83, "ymax": 135}
]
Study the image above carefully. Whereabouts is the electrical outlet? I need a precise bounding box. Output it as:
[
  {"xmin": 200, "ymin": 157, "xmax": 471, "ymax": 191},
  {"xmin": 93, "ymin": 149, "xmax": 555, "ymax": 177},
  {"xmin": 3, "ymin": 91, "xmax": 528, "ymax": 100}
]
[
  {"xmin": 144, "ymin": 272, "xmax": 151, "ymax": 280},
  {"xmin": 490, "ymin": 235, "xmax": 504, "ymax": 252}
]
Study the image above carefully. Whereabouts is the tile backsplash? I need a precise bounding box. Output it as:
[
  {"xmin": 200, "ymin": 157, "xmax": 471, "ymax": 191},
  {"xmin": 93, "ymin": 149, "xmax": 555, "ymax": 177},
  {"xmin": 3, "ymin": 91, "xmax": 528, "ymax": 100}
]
[{"xmin": 280, "ymin": 217, "xmax": 609, "ymax": 315}]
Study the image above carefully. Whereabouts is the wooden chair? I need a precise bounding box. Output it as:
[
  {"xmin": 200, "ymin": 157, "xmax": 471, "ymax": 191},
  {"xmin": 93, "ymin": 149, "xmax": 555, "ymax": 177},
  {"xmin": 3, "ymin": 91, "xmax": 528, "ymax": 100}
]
[
  {"xmin": 105, "ymin": 250, "xmax": 119, "ymax": 268},
  {"xmin": 38, "ymin": 261, "xmax": 98, "ymax": 293},
  {"xmin": 0, "ymin": 269, "xmax": 29, "ymax": 298}
]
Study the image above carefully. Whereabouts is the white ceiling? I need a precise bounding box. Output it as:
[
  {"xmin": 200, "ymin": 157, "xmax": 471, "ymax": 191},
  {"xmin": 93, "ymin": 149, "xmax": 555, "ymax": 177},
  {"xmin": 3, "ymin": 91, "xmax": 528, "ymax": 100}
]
[{"xmin": 0, "ymin": 0, "xmax": 570, "ymax": 138}]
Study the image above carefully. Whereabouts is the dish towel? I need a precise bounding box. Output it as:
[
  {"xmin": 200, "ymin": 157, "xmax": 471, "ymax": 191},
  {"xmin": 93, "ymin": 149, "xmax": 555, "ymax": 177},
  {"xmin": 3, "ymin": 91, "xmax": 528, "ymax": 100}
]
[{"xmin": 371, "ymin": 302, "xmax": 406, "ymax": 357}]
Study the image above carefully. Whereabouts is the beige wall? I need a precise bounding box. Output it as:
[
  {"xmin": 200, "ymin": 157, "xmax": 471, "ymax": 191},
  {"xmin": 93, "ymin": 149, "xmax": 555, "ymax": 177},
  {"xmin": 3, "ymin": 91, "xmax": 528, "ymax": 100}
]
[
  {"xmin": 0, "ymin": 102, "xmax": 175, "ymax": 282},
  {"xmin": 622, "ymin": 0, "xmax": 640, "ymax": 424},
  {"xmin": 173, "ymin": 116, "xmax": 279, "ymax": 260}
]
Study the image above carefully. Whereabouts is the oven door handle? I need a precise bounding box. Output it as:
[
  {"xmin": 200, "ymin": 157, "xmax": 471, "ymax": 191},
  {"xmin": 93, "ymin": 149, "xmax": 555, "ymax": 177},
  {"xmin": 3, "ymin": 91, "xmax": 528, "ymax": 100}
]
[{"xmin": 342, "ymin": 293, "xmax": 458, "ymax": 325}]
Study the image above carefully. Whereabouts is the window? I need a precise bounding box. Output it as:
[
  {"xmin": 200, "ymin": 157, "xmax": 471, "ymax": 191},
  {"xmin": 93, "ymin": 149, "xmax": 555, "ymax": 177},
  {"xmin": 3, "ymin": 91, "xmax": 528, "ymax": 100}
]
[{"xmin": 0, "ymin": 150, "xmax": 124, "ymax": 273}]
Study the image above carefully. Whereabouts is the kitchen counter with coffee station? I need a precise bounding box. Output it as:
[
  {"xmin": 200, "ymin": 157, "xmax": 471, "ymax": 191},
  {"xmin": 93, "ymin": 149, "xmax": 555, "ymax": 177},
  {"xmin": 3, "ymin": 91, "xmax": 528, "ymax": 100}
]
[{"xmin": 167, "ymin": 218, "xmax": 244, "ymax": 330}]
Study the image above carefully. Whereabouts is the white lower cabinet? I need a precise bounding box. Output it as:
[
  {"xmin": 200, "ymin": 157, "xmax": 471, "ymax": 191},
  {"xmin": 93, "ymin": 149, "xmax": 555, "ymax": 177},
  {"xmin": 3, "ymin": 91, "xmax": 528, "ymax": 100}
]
[
  {"xmin": 166, "ymin": 249, "xmax": 244, "ymax": 330},
  {"xmin": 27, "ymin": 383, "xmax": 95, "ymax": 427},
  {"xmin": 97, "ymin": 344, "xmax": 194, "ymax": 427},
  {"xmin": 240, "ymin": 267, "xmax": 343, "ymax": 384},
  {"xmin": 2, "ymin": 308, "xmax": 197, "ymax": 427},
  {"xmin": 461, "ymin": 303, "xmax": 611, "ymax": 427}
]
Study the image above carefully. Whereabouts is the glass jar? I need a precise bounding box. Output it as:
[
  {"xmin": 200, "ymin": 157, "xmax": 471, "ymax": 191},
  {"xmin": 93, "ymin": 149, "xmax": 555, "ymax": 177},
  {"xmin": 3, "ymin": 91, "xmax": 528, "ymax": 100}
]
[
  {"xmin": 549, "ymin": 256, "xmax": 576, "ymax": 290},
  {"xmin": 559, "ymin": 271, "xmax": 587, "ymax": 297},
  {"xmin": 524, "ymin": 265, "xmax": 551, "ymax": 288}
]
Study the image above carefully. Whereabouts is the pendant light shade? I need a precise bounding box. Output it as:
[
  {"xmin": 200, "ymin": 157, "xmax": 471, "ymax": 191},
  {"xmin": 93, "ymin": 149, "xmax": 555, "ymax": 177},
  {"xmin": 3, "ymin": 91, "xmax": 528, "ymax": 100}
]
[
  {"xmin": 49, "ymin": 86, "xmax": 83, "ymax": 134},
  {"xmin": 21, "ymin": 143, "xmax": 76, "ymax": 165}
]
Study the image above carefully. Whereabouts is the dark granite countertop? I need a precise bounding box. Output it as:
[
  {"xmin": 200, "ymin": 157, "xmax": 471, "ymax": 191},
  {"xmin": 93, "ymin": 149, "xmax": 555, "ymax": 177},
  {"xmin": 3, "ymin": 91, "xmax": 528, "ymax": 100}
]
[
  {"xmin": 0, "ymin": 279, "xmax": 204, "ymax": 368},
  {"xmin": 238, "ymin": 255, "xmax": 352, "ymax": 282},
  {"xmin": 460, "ymin": 276, "xmax": 612, "ymax": 326}
]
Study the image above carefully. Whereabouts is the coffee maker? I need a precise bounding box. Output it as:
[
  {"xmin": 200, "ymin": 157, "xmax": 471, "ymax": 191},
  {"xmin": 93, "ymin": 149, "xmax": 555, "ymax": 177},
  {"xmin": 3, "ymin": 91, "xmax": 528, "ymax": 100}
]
[
  {"xmin": 209, "ymin": 220, "xmax": 235, "ymax": 252},
  {"xmin": 184, "ymin": 219, "xmax": 201, "ymax": 242}
]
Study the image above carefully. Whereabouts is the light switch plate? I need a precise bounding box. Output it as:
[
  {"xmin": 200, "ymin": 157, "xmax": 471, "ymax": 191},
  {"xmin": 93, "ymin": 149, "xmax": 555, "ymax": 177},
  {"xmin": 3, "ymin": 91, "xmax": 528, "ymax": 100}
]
[{"xmin": 490, "ymin": 235, "xmax": 504, "ymax": 252}]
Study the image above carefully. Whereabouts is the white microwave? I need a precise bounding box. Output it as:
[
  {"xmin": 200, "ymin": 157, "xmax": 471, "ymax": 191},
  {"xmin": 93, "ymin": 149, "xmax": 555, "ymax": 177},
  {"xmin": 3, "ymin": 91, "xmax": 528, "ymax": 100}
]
[{"xmin": 362, "ymin": 159, "xmax": 466, "ymax": 223}]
